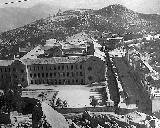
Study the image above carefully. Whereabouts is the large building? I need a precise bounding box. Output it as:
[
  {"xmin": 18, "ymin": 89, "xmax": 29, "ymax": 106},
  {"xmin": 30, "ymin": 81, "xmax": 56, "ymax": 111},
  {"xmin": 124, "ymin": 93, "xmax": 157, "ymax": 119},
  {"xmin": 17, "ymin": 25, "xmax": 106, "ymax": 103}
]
[
  {"xmin": 0, "ymin": 55, "xmax": 106, "ymax": 89},
  {"xmin": 0, "ymin": 32, "xmax": 106, "ymax": 89}
]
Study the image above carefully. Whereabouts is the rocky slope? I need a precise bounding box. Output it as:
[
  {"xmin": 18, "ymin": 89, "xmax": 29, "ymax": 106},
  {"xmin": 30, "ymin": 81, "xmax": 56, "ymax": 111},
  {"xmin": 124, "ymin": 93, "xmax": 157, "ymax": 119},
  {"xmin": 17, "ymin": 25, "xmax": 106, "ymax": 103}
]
[{"xmin": 0, "ymin": 4, "xmax": 160, "ymax": 59}]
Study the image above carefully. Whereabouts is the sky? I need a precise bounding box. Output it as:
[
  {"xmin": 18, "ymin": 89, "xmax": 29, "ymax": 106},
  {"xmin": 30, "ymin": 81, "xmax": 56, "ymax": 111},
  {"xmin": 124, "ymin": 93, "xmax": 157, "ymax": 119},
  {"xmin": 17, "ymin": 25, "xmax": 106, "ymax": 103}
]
[{"xmin": 0, "ymin": 0, "xmax": 160, "ymax": 14}]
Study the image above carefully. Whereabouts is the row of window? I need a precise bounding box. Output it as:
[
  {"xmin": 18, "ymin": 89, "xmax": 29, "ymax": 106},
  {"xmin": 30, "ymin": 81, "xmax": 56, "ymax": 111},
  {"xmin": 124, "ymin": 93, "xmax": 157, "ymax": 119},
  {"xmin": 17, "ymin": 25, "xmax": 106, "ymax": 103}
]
[
  {"xmin": 0, "ymin": 68, "xmax": 25, "ymax": 73},
  {"xmin": 28, "ymin": 64, "xmax": 83, "ymax": 71},
  {"xmin": 0, "ymin": 74, "xmax": 11, "ymax": 79},
  {"xmin": 30, "ymin": 79, "xmax": 84, "ymax": 85},
  {"xmin": 29, "ymin": 72, "xmax": 83, "ymax": 78},
  {"xmin": 0, "ymin": 68, "xmax": 10, "ymax": 73}
]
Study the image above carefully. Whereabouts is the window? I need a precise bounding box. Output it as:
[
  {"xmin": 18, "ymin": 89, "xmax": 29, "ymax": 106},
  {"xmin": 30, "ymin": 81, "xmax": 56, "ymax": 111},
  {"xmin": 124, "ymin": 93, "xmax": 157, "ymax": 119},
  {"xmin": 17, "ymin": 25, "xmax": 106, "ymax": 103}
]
[
  {"xmin": 59, "ymin": 80, "xmax": 61, "ymax": 85},
  {"xmin": 81, "ymin": 79, "xmax": 84, "ymax": 84},
  {"xmin": 75, "ymin": 65, "xmax": 78, "ymax": 70},
  {"xmin": 88, "ymin": 67, "xmax": 92, "ymax": 71},
  {"xmin": 62, "ymin": 65, "xmax": 64, "ymax": 70},
  {"xmin": 66, "ymin": 65, "xmax": 69, "ymax": 70},
  {"xmin": 35, "ymin": 80, "xmax": 37, "ymax": 84},
  {"xmin": 37, "ymin": 66, "xmax": 39, "ymax": 70},
  {"xmin": 0, "ymin": 68, "xmax": 2, "ymax": 72},
  {"xmin": 46, "ymin": 73, "xmax": 48, "ymax": 77},
  {"xmin": 38, "ymin": 73, "xmax": 40, "ymax": 78},
  {"xmin": 63, "ymin": 72, "xmax": 65, "ymax": 77},
  {"xmin": 39, "ymin": 80, "xmax": 41, "ymax": 84},
  {"xmin": 72, "ymin": 72, "xmax": 74, "ymax": 77},
  {"xmin": 72, "ymin": 79, "xmax": 74, "ymax": 84},
  {"xmin": 21, "ymin": 69, "xmax": 24, "ymax": 73},
  {"xmin": 88, "ymin": 76, "xmax": 93, "ymax": 81},
  {"xmin": 50, "ymin": 73, "xmax": 52, "ymax": 77},
  {"xmin": 55, "ymin": 80, "xmax": 57, "ymax": 85},
  {"xmin": 42, "ymin": 73, "xmax": 44, "ymax": 78},
  {"xmin": 68, "ymin": 80, "xmax": 70, "ymax": 84},
  {"xmin": 13, "ymin": 68, "xmax": 16, "ymax": 72},
  {"xmin": 80, "ymin": 72, "xmax": 83, "ymax": 76},
  {"xmin": 54, "ymin": 66, "xmax": 57, "ymax": 70},
  {"xmin": 80, "ymin": 65, "xmax": 82, "ymax": 69},
  {"xmin": 58, "ymin": 66, "xmax": 60, "ymax": 70},
  {"xmin": 71, "ymin": 65, "xmax": 73, "ymax": 70},
  {"xmin": 76, "ymin": 79, "xmax": 78, "ymax": 83},
  {"xmin": 31, "ymin": 80, "xmax": 33, "ymax": 84},
  {"xmin": 34, "ymin": 73, "xmax": 37, "ymax": 78},
  {"xmin": 30, "ymin": 74, "xmax": 33, "ymax": 78},
  {"xmin": 67, "ymin": 72, "xmax": 69, "ymax": 77},
  {"xmin": 54, "ymin": 73, "xmax": 56, "ymax": 77},
  {"xmin": 41, "ymin": 66, "xmax": 43, "ymax": 70},
  {"xmin": 22, "ymin": 78, "xmax": 25, "ymax": 82}
]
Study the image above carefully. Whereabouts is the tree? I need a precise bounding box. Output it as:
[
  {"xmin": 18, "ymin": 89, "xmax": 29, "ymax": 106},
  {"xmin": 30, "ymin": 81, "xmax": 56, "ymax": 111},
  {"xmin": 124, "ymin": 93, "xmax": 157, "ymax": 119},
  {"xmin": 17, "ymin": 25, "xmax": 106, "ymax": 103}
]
[
  {"xmin": 56, "ymin": 98, "xmax": 63, "ymax": 108},
  {"xmin": 62, "ymin": 100, "xmax": 68, "ymax": 108},
  {"xmin": 90, "ymin": 96, "xmax": 98, "ymax": 108}
]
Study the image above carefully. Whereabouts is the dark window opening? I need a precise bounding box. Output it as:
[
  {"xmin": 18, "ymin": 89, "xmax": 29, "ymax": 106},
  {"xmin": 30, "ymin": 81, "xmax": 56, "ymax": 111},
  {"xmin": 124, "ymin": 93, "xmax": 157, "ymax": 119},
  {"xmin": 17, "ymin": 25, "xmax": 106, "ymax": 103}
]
[
  {"xmin": 88, "ymin": 67, "xmax": 92, "ymax": 71},
  {"xmin": 67, "ymin": 72, "xmax": 69, "ymax": 77},
  {"xmin": 81, "ymin": 79, "xmax": 84, "ymax": 84},
  {"xmin": 50, "ymin": 73, "xmax": 52, "ymax": 77},
  {"xmin": 39, "ymin": 80, "xmax": 41, "ymax": 84},
  {"xmin": 46, "ymin": 73, "xmax": 48, "ymax": 77},
  {"xmin": 38, "ymin": 73, "xmax": 40, "ymax": 78},
  {"xmin": 42, "ymin": 73, "xmax": 44, "ymax": 78},
  {"xmin": 54, "ymin": 66, "xmax": 56, "ymax": 70},
  {"xmin": 35, "ymin": 80, "xmax": 37, "ymax": 84},
  {"xmin": 80, "ymin": 65, "xmax": 82, "ymax": 69},
  {"xmin": 21, "ymin": 69, "xmax": 24, "ymax": 73},
  {"xmin": 76, "ymin": 79, "xmax": 78, "ymax": 83},
  {"xmin": 58, "ymin": 66, "xmax": 60, "ymax": 70},
  {"xmin": 71, "ymin": 65, "xmax": 73, "ymax": 70},
  {"xmin": 88, "ymin": 76, "xmax": 93, "ymax": 81},
  {"xmin": 59, "ymin": 80, "xmax": 61, "ymax": 85},
  {"xmin": 34, "ymin": 73, "xmax": 37, "ymax": 78},
  {"xmin": 22, "ymin": 78, "xmax": 25, "ymax": 82},
  {"xmin": 31, "ymin": 80, "xmax": 33, "ymax": 84},
  {"xmin": 68, "ymin": 80, "xmax": 70, "ymax": 84},
  {"xmin": 72, "ymin": 72, "xmax": 74, "ymax": 77},
  {"xmin": 30, "ymin": 74, "xmax": 33, "ymax": 78},
  {"xmin": 72, "ymin": 79, "xmax": 74, "ymax": 84},
  {"xmin": 55, "ymin": 80, "xmax": 57, "ymax": 85},
  {"xmin": 54, "ymin": 73, "xmax": 56, "ymax": 77},
  {"xmin": 80, "ymin": 72, "xmax": 83, "ymax": 76},
  {"xmin": 13, "ymin": 68, "xmax": 16, "ymax": 72},
  {"xmin": 62, "ymin": 65, "xmax": 64, "ymax": 70}
]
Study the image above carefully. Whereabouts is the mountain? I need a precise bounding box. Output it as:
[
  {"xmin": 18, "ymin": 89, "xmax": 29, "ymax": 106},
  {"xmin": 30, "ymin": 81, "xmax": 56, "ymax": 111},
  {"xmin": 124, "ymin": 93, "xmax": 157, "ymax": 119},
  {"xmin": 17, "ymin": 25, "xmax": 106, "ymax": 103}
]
[
  {"xmin": 0, "ymin": 4, "xmax": 160, "ymax": 59},
  {"xmin": 0, "ymin": 3, "xmax": 61, "ymax": 33}
]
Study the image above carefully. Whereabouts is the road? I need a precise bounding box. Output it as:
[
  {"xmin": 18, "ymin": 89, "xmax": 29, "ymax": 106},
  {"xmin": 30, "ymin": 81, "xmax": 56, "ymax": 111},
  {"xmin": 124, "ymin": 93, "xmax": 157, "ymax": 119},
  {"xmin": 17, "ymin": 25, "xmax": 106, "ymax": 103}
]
[{"xmin": 114, "ymin": 57, "xmax": 152, "ymax": 114}]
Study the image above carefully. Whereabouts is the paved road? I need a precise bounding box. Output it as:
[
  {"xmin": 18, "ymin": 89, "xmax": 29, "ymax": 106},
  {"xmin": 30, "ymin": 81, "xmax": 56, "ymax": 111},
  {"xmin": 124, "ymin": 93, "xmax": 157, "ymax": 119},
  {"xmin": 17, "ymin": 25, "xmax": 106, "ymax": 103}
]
[{"xmin": 114, "ymin": 57, "xmax": 152, "ymax": 114}]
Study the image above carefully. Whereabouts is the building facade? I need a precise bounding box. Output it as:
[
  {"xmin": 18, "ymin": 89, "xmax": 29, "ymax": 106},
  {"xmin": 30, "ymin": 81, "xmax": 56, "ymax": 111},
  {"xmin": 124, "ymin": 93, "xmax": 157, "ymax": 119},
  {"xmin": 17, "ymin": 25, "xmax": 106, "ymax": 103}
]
[{"xmin": 0, "ymin": 55, "xmax": 106, "ymax": 89}]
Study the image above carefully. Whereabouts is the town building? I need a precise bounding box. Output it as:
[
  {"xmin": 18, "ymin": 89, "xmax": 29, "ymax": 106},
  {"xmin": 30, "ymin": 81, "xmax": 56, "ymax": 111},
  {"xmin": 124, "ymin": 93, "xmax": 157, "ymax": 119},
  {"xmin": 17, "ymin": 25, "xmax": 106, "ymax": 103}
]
[{"xmin": 0, "ymin": 55, "xmax": 106, "ymax": 89}]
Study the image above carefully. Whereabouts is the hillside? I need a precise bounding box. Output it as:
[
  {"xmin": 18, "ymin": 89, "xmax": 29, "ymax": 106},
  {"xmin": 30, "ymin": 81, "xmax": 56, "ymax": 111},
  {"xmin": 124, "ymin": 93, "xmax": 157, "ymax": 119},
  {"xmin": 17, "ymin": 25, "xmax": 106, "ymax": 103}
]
[{"xmin": 0, "ymin": 4, "xmax": 160, "ymax": 59}]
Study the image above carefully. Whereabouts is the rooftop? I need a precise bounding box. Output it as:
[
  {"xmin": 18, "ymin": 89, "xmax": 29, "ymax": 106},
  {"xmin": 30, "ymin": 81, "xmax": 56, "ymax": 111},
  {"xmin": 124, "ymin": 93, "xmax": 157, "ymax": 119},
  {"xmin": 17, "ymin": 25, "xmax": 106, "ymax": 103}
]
[{"xmin": 22, "ymin": 56, "xmax": 91, "ymax": 65}]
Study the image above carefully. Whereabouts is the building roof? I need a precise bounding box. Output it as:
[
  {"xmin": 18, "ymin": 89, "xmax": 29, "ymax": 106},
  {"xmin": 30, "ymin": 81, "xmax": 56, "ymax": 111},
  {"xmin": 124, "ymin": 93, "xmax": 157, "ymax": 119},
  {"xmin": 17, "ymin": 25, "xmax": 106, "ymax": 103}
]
[
  {"xmin": 20, "ymin": 45, "xmax": 44, "ymax": 60},
  {"xmin": 0, "ymin": 60, "xmax": 14, "ymax": 66},
  {"xmin": 22, "ymin": 56, "xmax": 91, "ymax": 65}
]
